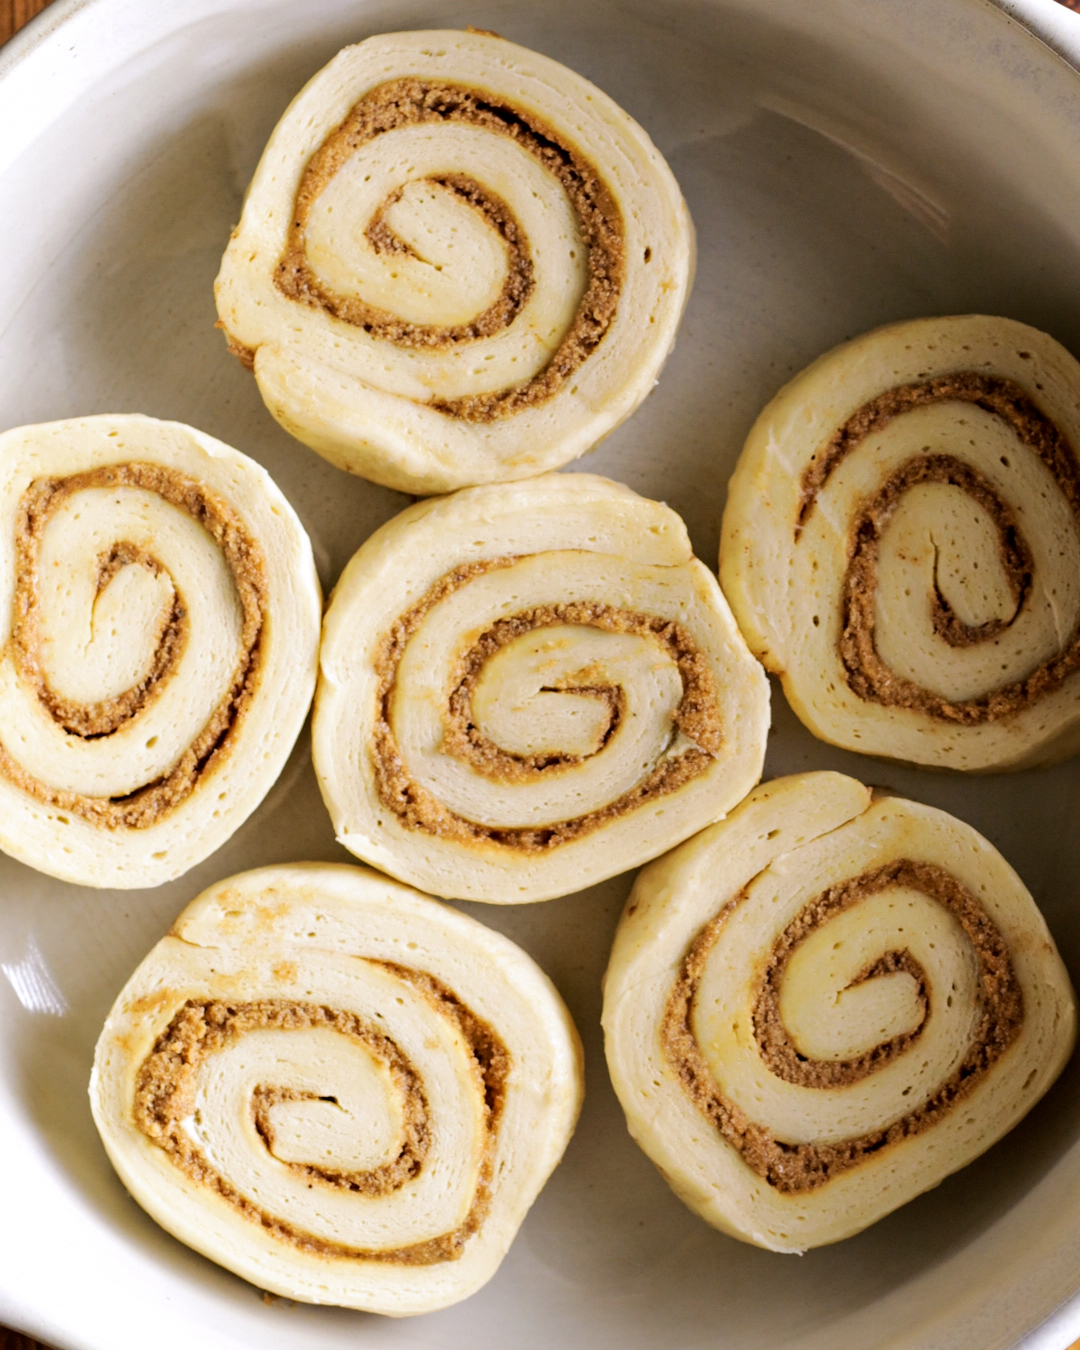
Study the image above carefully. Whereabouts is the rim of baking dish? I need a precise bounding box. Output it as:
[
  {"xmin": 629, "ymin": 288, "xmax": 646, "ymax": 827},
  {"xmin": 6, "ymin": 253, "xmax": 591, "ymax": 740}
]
[{"xmin": 3, "ymin": 0, "xmax": 1080, "ymax": 1347}]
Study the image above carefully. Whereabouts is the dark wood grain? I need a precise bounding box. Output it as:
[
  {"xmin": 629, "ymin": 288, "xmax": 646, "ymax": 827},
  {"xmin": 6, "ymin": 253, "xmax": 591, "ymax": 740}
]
[
  {"xmin": 0, "ymin": 0, "xmax": 52, "ymax": 46},
  {"xmin": 2, "ymin": 0, "xmax": 1080, "ymax": 1349},
  {"xmin": 0, "ymin": 1333, "xmax": 51, "ymax": 1350}
]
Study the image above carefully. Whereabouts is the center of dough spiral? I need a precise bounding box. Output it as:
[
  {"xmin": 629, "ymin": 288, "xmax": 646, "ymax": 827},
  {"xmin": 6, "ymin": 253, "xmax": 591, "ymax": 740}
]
[
  {"xmin": 800, "ymin": 374, "xmax": 1080, "ymax": 723},
  {"xmin": 1, "ymin": 463, "xmax": 267, "ymax": 828},
  {"xmin": 275, "ymin": 78, "xmax": 625, "ymax": 421},
  {"xmin": 371, "ymin": 558, "xmax": 724, "ymax": 851},
  {"xmin": 134, "ymin": 973, "xmax": 509, "ymax": 1265},
  {"xmin": 663, "ymin": 858, "xmax": 1023, "ymax": 1193}
]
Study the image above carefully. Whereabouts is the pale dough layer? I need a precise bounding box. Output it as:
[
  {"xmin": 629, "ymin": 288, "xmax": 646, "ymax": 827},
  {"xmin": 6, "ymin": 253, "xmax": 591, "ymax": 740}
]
[
  {"xmin": 0, "ymin": 414, "xmax": 321, "ymax": 887},
  {"xmin": 313, "ymin": 473, "xmax": 769, "ymax": 903},
  {"xmin": 91, "ymin": 863, "xmax": 583, "ymax": 1314},
  {"xmin": 603, "ymin": 772, "xmax": 1076, "ymax": 1251},
  {"xmin": 215, "ymin": 29, "xmax": 694, "ymax": 494},
  {"xmin": 721, "ymin": 314, "xmax": 1080, "ymax": 771}
]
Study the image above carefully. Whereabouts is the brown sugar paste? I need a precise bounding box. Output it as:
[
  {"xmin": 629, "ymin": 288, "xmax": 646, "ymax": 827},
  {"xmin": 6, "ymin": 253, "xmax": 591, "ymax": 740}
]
[
  {"xmin": 134, "ymin": 971, "xmax": 509, "ymax": 1265},
  {"xmin": 662, "ymin": 858, "xmax": 1023, "ymax": 1194},
  {"xmin": 274, "ymin": 79, "xmax": 625, "ymax": 422},
  {"xmin": 797, "ymin": 374, "xmax": 1080, "ymax": 723},
  {"xmin": 3, "ymin": 462, "xmax": 267, "ymax": 829},
  {"xmin": 370, "ymin": 557, "xmax": 724, "ymax": 852}
]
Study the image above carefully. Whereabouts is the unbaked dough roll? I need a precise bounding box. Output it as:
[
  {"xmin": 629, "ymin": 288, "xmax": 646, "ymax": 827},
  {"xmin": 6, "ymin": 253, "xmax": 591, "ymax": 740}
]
[
  {"xmin": 215, "ymin": 29, "xmax": 693, "ymax": 495},
  {"xmin": 313, "ymin": 474, "xmax": 770, "ymax": 903},
  {"xmin": 721, "ymin": 315, "xmax": 1080, "ymax": 771},
  {"xmin": 91, "ymin": 863, "xmax": 582, "ymax": 1314},
  {"xmin": 603, "ymin": 771, "xmax": 1076, "ymax": 1252},
  {"xmin": 0, "ymin": 415, "xmax": 321, "ymax": 887}
]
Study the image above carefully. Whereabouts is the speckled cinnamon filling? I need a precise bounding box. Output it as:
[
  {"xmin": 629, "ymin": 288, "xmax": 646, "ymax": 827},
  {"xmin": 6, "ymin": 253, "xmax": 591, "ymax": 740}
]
[
  {"xmin": 797, "ymin": 373, "xmax": 1080, "ymax": 530},
  {"xmin": 251, "ymin": 1064, "xmax": 429, "ymax": 1199},
  {"xmin": 27, "ymin": 538, "xmax": 190, "ymax": 737},
  {"xmin": 3, "ymin": 463, "xmax": 266, "ymax": 828},
  {"xmin": 370, "ymin": 558, "xmax": 723, "ymax": 852},
  {"xmin": 359, "ymin": 170, "xmax": 535, "ymax": 338},
  {"xmin": 134, "ymin": 974, "xmax": 509, "ymax": 1265},
  {"xmin": 446, "ymin": 672, "xmax": 625, "ymax": 781},
  {"xmin": 662, "ymin": 859, "xmax": 1022, "ymax": 1193},
  {"xmin": 273, "ymin": 78, "xmax": 625, "ymax": 422},
  {"xmin": 797, "ymin": 373, "xmax": 1080, "ymax": 723}
]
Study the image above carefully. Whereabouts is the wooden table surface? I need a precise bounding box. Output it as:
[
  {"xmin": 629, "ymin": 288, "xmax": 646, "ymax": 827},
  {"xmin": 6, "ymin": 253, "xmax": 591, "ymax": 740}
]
[{"xmin": 4, "ymin": 0, "xmax": 1080, "ymax": 1347}]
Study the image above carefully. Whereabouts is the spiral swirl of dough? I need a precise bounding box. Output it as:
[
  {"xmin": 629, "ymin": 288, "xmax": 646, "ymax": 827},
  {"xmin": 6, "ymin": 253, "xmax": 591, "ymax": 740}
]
[
  {"xmin": 720, "ymin": 315, "xmax": 1080, "ymax": 770},
  {"xmin": 0, "ymin": 415, "xmax": 321, "ymax": 887},
  {"xmin": 215, "ymin": 29, "xmax": 693, "ymax": 494},
  {"xmin": 91, "ymin": 863, "xmax": 582, "ymax": 1314},
  {"xmin": 313, "ymin": 474, "xmax": 769, "ymax": 903},
  {"xmin": 603, "ymin": 772, "xmax": 1075, "ymax": 1251}
]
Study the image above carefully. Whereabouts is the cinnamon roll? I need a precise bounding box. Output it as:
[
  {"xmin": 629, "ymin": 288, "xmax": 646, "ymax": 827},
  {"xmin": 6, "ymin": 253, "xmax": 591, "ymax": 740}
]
[
  {"xmin": 312, "ymin": 473, "xmax": 770, "ymax": 903},
  {"xmin": 0, "ymin": 415, "xmax": 321, "ymax": 887},
  {"xmin": 721, "ymin": 315, "xmax": 1080, "ymax": 770},
  {"xmin": 603, "ymin": 771, "xmax": 1075, "ymax": 1250},
  {"xmin": 215, "ymin": 29, "xmax": 693, "ymax": 494},
  {"xmin": 90, "ymin": 862, "xmax": 582, "ymax": 1313}
]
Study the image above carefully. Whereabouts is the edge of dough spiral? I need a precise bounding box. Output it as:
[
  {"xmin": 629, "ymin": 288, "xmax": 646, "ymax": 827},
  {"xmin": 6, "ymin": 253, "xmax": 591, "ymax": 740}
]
[
  {"xmin": 602, "ymin": 771, "xmax": 1076, "ymax": 1251},
  {"xmin": 90, "ymin": 861, "xmax": 583, "ymax": 1313},
  {"xmin": 215, "ymin": 29, "xmax": 694, "ymax": 494}
]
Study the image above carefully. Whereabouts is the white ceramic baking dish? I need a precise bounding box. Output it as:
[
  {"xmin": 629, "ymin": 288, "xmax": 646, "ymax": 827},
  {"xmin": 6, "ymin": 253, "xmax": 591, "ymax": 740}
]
[{"xmin": 3, "ymin": 0, "xmax": 1080, "ymax": 1345}]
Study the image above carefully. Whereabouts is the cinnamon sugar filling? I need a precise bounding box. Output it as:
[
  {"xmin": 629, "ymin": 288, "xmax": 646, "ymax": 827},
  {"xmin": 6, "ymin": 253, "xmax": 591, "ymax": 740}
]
[
  {"xmin": 797, "ymin": 374, "xmax": 1080, "ymax": 722},
  {"xmin": 360, "ymin": 171, "xmax": 535, "ymax": 337},
  {"xmin": 662, "ymin": 859, "xmax": 1023, "ymax": 1194},
  {"xmin": 370, "ymin": 558, "xmax": 723, "ymax": 853},
  {"xmin": 273, "ymin": 78, "xmax": 625, "ymax": 422},
  {"xmin": 133, "ymin": 973, "xmax": 509, "ymax": 1266},
  {"xmin": 3, "ymin": 463, "xmax": 267, "ymax": 828}
]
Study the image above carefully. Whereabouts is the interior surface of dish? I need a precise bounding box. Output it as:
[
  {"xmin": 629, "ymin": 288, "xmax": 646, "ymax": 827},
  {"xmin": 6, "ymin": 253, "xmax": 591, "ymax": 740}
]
[{"xmin": 3, "ymin": 0, "xmax": 1080, "ymax": 1346}]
